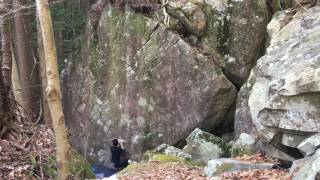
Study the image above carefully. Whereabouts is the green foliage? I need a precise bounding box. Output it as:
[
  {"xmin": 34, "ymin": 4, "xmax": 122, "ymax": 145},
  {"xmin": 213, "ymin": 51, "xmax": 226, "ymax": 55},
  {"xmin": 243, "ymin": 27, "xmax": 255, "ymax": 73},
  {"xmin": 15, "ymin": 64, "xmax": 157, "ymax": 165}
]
[
  {"xmin": 28, "ymin": 152, "xmax": 95, "ymax": 179},
  {"xmin": 50, "ymin": 3, "xmax": 87, "ymax": 69},
  {"xmin": 271, "ymin": 0, "xmax": 294, "ymax": 12},
  {"xmin": 42, "ymin": 155, "xmax": 58, "ymax": 179},
  {"xmin": 51, "ymin": 3, "xmax": 86, "ymax": 43},
  {"xmin": 70, "ymin": 151, "xmax": 96, "ymax": 179}
]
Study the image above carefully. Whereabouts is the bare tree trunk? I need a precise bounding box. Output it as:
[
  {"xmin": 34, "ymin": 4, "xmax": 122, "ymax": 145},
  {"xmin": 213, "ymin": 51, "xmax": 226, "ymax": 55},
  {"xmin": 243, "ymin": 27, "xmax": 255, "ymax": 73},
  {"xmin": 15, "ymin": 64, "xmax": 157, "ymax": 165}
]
[
  {"xmin": 13, "ymin": 0, "xmax": 38, "ymax": 120},
  {"xmin": 36, "ymin": 0, "xmax": 71, "ymax": 179},
  {"xmin": 37, "ymin": 19, "xmax": 52, "ymax": 125}
]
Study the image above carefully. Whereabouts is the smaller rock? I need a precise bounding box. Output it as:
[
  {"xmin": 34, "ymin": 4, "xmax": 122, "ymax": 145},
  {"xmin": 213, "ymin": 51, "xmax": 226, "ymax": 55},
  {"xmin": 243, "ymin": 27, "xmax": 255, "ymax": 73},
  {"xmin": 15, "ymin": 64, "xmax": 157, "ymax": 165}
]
[
  {"xmin": 154, "ymin": 144, "xmax": 192, "ymax": 160},
  {"xmin": 298, "ymin": 133, "xmax": 320, "ymax": 156},
  {"xmin": 289, "ymin": 157, "xmax": 311, "ymax": 175},
  {"xmin": 185, "ymin": 128, "xmax": 228, "ymax": 149},
  {"xmin": 203, "ymin": 158, "xmax": 275, "ymax": 177},
  {"xmin": 166, "ymin": 1, "xmax": 207, "ymax": 36},
  {"xmin": 183, "ymin": 128, "xmax": 230, "ymax": 164},
  {"xmin": 183, "ymin": 141, "xmax": 223, "ymax": 164},
  {"xmin": 230, "ymin": 133, "xmax": 255, "ymax": 157},
  {"xmin": 292, "ymin": 149, "xmax": 320, "ymax": 180},
  {"xmin": 234, "ymin": 133, "xmax": 255, "ymax": 147}
]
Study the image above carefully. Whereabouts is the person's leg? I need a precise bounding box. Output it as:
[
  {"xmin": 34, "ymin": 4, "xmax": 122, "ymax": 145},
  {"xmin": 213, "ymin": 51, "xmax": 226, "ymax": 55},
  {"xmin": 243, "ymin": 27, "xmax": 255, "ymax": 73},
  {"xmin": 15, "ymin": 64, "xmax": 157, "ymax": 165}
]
[
  {"xmin": 120, "ymin": 159, "xmax": 129, "ymax": 169},
  {"xmin": 111, "ymin": 162, "xmax": 121, "ymax": 171}
]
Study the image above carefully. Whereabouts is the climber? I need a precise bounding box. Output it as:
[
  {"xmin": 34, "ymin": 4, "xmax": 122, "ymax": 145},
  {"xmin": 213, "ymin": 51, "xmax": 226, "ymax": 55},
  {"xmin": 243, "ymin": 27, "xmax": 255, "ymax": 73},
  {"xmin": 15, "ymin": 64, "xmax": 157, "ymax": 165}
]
[{"xmin": 110, "ymin": 138, "xmax": 129, "ymax": 170}]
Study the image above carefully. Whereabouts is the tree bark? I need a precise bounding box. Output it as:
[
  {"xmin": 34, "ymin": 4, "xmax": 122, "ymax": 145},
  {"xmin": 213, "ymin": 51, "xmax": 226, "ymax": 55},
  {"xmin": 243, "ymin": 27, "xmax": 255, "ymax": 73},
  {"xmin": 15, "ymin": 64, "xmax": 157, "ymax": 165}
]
[
  {"xmin": 11, "ymin": 50, "xmax": 25, "ymax": 122},
  {"xmin": 36, "ymin": 0, "xmax": 71, "ymax": 179},
  {"xmin": 13, "ymin": 0, "xmax": 32, "ymax": 109},
  {"xmin": 0, "ymin": 0, "xmax": 15, "ymax": 139},
  {"xmin": 37, "ymin": 18, "xmax": 52, "ymax": 125},
  {"xmin": 13, "ymin": 0, "xmax": 40, "ymax": 120},
  {"xmin": 2, "ymin": 10, "xmax": 12, "ymax": 93}
]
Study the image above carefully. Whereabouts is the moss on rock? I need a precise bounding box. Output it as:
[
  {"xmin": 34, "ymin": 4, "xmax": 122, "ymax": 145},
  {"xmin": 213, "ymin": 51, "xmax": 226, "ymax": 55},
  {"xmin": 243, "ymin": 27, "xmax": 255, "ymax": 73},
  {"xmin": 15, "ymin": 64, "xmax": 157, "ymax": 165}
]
[
  {"xmin": 230, "ymin": 147, "xmax": 254, "ymax": 158},
  {"xmin": 151, "ymin": 154, "xmax": 188, "ymax": 163},
  {"xmin": 121, "ymin": 154, "xmax": 193, "ymax": 176}
]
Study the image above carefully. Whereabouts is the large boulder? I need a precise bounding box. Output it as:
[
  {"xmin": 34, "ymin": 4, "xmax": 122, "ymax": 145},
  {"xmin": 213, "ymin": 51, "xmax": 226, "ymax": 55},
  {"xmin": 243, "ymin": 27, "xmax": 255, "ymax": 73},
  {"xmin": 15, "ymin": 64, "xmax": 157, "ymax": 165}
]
[
  {"xmin": 62, "ymin": 5, "xmax": 237, "ymax": 164},
  {"xmin": 235, "ymin": 7, "xmax": 320, "ymax": 158},
  {"xmin": 156, "ymin": 0, "xmax": 270, "ymax": 86}
]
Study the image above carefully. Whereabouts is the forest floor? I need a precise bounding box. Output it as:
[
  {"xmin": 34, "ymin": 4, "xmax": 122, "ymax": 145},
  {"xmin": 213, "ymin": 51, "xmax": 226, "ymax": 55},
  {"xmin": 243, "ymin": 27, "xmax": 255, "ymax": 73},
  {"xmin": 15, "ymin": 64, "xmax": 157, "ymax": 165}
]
[
  {"xmin": 0, "ymin": 120, "xmax": 56, "ymax": 179},
  {"xmin": 1, "ymin": 121, "xmax": 290, "ymax": 180},
  {"xmin": 119, "ymin": 154, "xmax": 290, "ymax": 180}
]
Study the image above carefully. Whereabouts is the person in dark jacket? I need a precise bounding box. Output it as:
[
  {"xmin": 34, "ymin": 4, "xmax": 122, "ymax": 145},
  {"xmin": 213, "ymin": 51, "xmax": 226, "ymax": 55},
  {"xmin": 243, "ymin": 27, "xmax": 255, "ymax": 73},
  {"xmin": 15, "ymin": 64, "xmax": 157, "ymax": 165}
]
[{"xmin": 110, "ymin": 138, "xmax": 129, "ymax": 170}]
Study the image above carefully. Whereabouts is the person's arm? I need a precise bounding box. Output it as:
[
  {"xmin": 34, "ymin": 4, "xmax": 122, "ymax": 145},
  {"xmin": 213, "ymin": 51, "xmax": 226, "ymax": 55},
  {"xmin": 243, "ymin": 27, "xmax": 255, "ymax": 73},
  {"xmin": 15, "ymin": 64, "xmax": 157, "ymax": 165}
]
[{"xmin": 119, "ymin": 139, "xmax": 125, "ymax": 149}]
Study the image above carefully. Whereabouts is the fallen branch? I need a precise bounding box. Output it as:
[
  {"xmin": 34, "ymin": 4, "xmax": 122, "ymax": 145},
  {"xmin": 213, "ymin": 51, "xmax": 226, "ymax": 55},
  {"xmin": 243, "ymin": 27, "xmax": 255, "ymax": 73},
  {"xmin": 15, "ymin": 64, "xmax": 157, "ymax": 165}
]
[
  {"xmin": 9, "ymin": 142, "xmax": 28, "ymax": 151},
  {"xmin": 294, "ymin": 0, "xmax": 307, "ymax": 10}
]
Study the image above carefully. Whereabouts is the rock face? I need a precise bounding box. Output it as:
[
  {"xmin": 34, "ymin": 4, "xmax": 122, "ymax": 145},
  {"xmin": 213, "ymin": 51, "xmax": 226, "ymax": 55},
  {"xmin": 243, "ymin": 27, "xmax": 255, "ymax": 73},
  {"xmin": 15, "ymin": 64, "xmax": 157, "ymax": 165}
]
[
  {"xmin": 235, "ymin": 6, "xmax": 320, "ymax": 155},
  {"xmin": 153, "ymin": 144, "xmax": 192, "ymax": 160},
  {"xmin": 157, "ymin": 0, "xmax": 270, "ymax": 86},
  {"xmin": 292, "ymin": 149, "xmax": 320, "ymax": 180},
  {"xmin": 298, "ymin": 133, "xmax": 320, "ymax": 156},
  {"xmin": 230, "ymin": 133, "xmax": 256, "ymax": 157},
  {"xmin": 63, "ymin": 5, "xmax": 237, "ymax": 164},
  {"xmin": 203, "ymin": 158, "xmax": 275, "ymax": 177},
  {"xmin": 182, "ymin": 128, "xmax": 230, "ymax": 164},
  {"xmin": 224, "ymin": 0, "xmax": 269, "ymax": 86}
]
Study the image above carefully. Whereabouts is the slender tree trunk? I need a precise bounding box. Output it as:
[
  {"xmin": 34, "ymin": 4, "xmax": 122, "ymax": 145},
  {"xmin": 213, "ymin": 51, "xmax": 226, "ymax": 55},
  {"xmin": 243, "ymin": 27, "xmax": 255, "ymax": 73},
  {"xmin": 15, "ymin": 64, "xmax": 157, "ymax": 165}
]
[
  {"xmin": 36, "ymin": 0, "xmax": 71, "ymax": 179},
  {"xmin": 0, "ymin": 16, "xmax": 11, "ymax": 138},
  {"xmin": 11, "ymin": 50, "xmax": 24, "ymax": 122},
  {"xmin": 37, "ymin": 19, "xmax": 52, "ymax": 125},
  {"xmin": 0, "ymin": 0, "xmax": 15, "ymax": 139},
  {"xmin": 0, "ymin": 56, "xmax": 11, "ymax": 138},
  {"xmin": 2, "ymin": 11, "xmax": 12, "ymax": 94}
]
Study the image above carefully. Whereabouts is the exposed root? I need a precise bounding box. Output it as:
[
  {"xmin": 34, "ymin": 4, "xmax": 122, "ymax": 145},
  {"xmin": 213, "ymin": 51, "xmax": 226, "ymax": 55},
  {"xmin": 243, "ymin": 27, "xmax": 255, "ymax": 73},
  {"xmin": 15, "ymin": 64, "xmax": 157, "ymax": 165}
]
[
  {"xmin": 161, "ymin": 0, "xmax": 170, "ymax": 27},
  {"xmin": 0, "ymin": 114, "xmax": 19, "ymax": 140}
]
